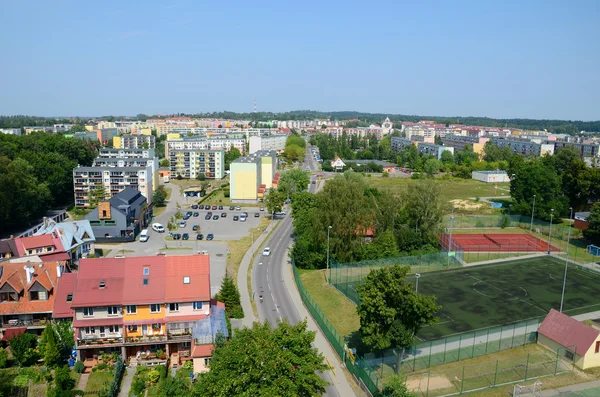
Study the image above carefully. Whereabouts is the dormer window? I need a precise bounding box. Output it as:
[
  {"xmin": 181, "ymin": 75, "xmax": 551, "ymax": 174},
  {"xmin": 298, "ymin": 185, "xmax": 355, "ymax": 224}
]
[
  {"xmin": 183, "ymin": 276, "xmax": 190, "ymax": 284},
  {"xmin": 66, "ymin": 294, "xmax": 73, "ymax": 302},
  {"xmin": 99, "ymin": 281, "xmax": 105, "ymax": 289},
  {"xmin": 143, "ymin": 267, "xmax": 149, "ymax": 276}
]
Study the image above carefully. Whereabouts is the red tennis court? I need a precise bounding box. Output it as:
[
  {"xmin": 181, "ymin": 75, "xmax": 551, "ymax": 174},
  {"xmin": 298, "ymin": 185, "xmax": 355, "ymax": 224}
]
[{"xmin": 439, "ymin": 233, "xmax": 561, "ymax": 252}]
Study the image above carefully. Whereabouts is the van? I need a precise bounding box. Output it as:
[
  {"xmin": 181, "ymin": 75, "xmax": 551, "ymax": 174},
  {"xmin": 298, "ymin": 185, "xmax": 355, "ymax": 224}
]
[{"xmin": 140, "ymin": 229, "xmax": 150, "ymax": 242}]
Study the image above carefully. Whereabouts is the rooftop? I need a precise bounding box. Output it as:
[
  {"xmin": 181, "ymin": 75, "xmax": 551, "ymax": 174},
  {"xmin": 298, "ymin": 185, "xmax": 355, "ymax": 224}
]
[{"xmin": 538, "ymin": 309, "xmax": 600, "ymax": 356}]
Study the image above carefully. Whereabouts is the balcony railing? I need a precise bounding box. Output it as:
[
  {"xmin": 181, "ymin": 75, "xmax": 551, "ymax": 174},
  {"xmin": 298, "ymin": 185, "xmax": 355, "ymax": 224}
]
[
  {"xmin": 125, "ymin": 335, "xmax": 168, "ymax": 344},
  {"xmin": 167, "ymin": 331, "xmax": 192, "ymax": 341},
  {"xmin": 77, "ymin": 336, "xmax": 124, "ymax": 347},
  {"xmin": 1, "ymin": 319, "xmax": 49, "ymax": 328}
]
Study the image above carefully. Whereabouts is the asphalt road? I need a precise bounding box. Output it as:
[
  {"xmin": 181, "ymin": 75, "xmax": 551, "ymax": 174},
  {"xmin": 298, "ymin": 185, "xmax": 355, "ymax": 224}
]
[{"xmin": 252, "ymin": 145, "xmax": 341, "ymax": 397}]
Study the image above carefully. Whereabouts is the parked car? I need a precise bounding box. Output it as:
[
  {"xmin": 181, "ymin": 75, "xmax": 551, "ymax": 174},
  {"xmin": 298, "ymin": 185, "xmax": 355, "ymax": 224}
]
[
  {"xmin": 179, "ymin": 221, "xmax": 187, "ymax": 228},
  {"xmin": 193, "ymin": 212, "xmax": 199, "ymax": 217},
  {"xmin": 152, "ymin": 223, "xmax": 165, "ymax": 233},
  {"xmin": 262, "ymin": 247, "xmax": 271, "ymax": 256},
  {"xmin": 173, "ymin": 233, "xmax": 182, "ymax": 240},
  {"xmin": 183, "ymin": 214, "xmax": 191, "ymax": 220},
  {"xmin": 140, "ymin": 229, "xmax": 149, "ymax": 242},
  {"xmin": 259, "ymin": 207, "xmax": 265, "ymax": 211},
  {"xmin": 212, "ymin": 215, "xmax": 219, "ymax": 220},
  {"xmin": 242, "ymin": 211, "xmax": 248, "ymax": 217},
  {"xmin": 198, "ymin": 204, "xmax": 204, "ymax": 209},
  {"xmin": 192, "ymin": 225, "xmax": 199, "ymax": 231},
  {"xmin": 191, "ymin": 204, "xmax": 198, "ymax": 209},
  {"xmin": 221, "ymin": 213, "xmax": 227, "ymax": 218},
  {"xmin": 235, "ymin": 206, "xmax": 241, "ymax": 211},
  {"xmin": 229, "ymin": 205, "xmax": 235, "ymax": 210},
  {"xmin": 182, "ymin": 233, "xmax": 189, "ymax": 240},
  {"xmin": 186, "ymin": 211, "xmax": 193, "ymax": 217},
  {"xmin": 254, "ymin": 212, "xmax": 260, "ymax": 218},
  {"xmin": 211, "ymin": 205, "xmax": 218, "ymax": 210},
  {"xmin": 218, "ymin": 205, "xmax": 223, "ymax": 210},
  {"xmin": 240, "ymin": 215, "xmax": 247, "ymax": 222},
  {"xmin": 206, "ymin": 234, "xmax": 214, "ymax": 240},
  {"xmin": 233, "ymin": 215, "xmax": 239, "ymax": 221},
  {"xmin": 196, "ymin": 233, "xmax": 204, "ymax": 240},
  {"xmin": 312, "ymin": 180, "xmax": 316, "ymax": 184},
  {"xmin": 205, "ymin": 212, "xmax": 212, "ymax": 220}
]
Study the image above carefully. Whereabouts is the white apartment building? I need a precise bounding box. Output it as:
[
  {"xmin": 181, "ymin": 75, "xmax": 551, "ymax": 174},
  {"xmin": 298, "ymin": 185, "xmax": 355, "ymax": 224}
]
[
  {"xmin": 0, "ymin": 128, "xmax": 22, "ymax": 136},
  {"xmin": 166, "ymin": 137, "xmax": 246, "ymax": 158},
  {"xmin": 170, "ymin": 149, "xmax": 225, "ymax": 180},
  {"xmin": 113, "ymin": 134, "xmax": 156, "ymax": 149},
  {"xmin": 96, "ymin": 148, "xmax": 159, "ymax": 188},
  {"xmin": 73, "ymin": 165, "xmax": 153, "ymax": 208},
  {"xmin": 249, "ymin": 134, "xmax": 287, "ymax": 154}
]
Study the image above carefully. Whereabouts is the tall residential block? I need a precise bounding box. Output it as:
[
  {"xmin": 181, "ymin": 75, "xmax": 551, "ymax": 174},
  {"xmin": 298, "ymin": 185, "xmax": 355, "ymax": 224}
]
[
  {"xmin": 166, "ymin": 136, "xmax": 246, "ymax": 159},
  {"xmin": 248, "ymin": 134, "xmax": 287, "ymax": 154},
  {"xmin": 170, "ymin": 150, "xmax": 225, "ymax": 180},
  {"xmin": 113, "ymin": 134, "xmax": 156, "ymax": 149},
  {"xmin": 230, "ymin": 150, "xmax": 277, "ymax": 201}
]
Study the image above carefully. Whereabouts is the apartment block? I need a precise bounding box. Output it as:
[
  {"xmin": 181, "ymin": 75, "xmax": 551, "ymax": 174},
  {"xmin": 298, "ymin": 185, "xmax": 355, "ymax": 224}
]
[
  {"xmin": 248, "ymin": 134, "xmax": 287, "ymax": 154},
  {"xmin": 58, "ymin": 255, "xmax": 228, "ymax": 372},
  {"xmin": 170, "ymin": 150, "xmax": 225, "ymax": 180},
  {"xmin": 416, "ymin": 142, "xmax": 454, "ymax": 160},
  {"xmin": 166, "ymin": 136, "xmax": 245, "ymax": 158},
  {"xmin": 96, "ymin": 148, "xmax": 159, "ymax": 188},
  {"xmin": 73, "ymin": 165, "xmax": 153, "ymax": 208},
  {"xmin": 0, "ymin": 128, "xmax": 22, "ymax": 136},
  {"xmin": 553, "ymin": 141, "xmax": 600, "ymax": 158},
  {"xmin": 230, "ymin": 150, "xmax": 277, "ymax": 201},
  {"xmin": 490, "ymin": 137, "xmax": 555, "ymax": 158},
  {"xmin": 441, "ymin": 135, "xmax": 489, "ymax": 158},
  {"xmin": 113, "ymin": 134, "xmax": 156, "ymax": 149},
  {"xmin": 24, "ymin": 126, "xmax": 54, "ymax": 135},
  {"xmin": 390, "ymin": 137, "xmax": 416, "ymax": 153}
]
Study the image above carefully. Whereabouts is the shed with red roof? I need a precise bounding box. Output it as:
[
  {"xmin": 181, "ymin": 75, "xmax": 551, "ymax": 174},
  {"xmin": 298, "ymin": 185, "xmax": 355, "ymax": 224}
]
[{"xmin": 538, "ymin": 309, "xmax": 600, "ymax": 369}]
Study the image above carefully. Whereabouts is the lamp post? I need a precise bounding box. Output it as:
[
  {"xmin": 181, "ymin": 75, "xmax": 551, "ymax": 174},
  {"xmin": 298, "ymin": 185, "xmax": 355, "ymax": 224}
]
[
  {"xmin": 547, "ymin": 209, "xmax": 555, "ymax": 254},
  {"xmin": 560, "ymin": 207, "xmax": 574, "ymax": 312},
  {"xmin": 447, "ymin": 207, "xmax": 455, "ymax": 266},
  {"xmin": 530, "ymin": 194, "xmax": 536, "ymax": 232},
  {"xmin": 415, "ymin": 273, "xmax": 421, "ymax": 293},
  {"xmin": 326, "ymin": 225, "xmax": 332, "ymax": 284}
]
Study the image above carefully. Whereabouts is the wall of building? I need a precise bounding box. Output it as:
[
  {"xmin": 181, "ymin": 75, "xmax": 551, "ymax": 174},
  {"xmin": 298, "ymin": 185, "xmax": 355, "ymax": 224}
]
[
  {"xmin": 260, "ymin": 157, "xmax": 274, "ymax": 189},
  {"xmin": 165, "ymin": 301, "xmax": 210, "ymax": 318},
  {"xmin": 122, "ymin": 304, "xmax": 165, "ymax": 322},
  {"xmin": 537, "ymin": 334, "xmax": 584, "ymax": 369},
  {"xmin": 230, "ymin": 163, "xmax": 258, "ymax": 200},
  {"xmin": 193, "ymin": 356, "xmax": 210, "ymax": 373},
  {"xmin": 74, "ymin": 307, "xmax": 122, "ymax": 321}
]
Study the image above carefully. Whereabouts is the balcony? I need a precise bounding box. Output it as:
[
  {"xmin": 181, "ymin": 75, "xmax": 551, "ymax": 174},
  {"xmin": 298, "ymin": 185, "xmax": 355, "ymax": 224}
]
[
  {"xmin": 76, "ymin": 336, "xmax": 124, "ymax": 349},
  {"xmin": 167, "ymin": 330, "xmax": 192, "ymax": 342},
  {"xmin": 124, "ymin": 335, "xmax": 168, "ymax": 345},
  {"xmin": 1, "ymin": 319, "xmax": 49, "ymax": 329}
]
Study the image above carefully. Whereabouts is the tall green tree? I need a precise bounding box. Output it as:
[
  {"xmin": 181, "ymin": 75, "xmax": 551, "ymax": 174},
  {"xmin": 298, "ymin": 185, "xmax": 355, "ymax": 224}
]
[
  {"xmin": 214, "ymin": 273, "xmax": 243, "ymax": 318},
  {"xmin": 154, "ymin": 189, "xmax": 166, "ymax": 207},
  {"xmin": 278, "ymin": 169, "xmax": 310, "ymax": 198},
  {"xmin": 89, "ymin": 182, "xmax": 108, "ymax": 208},
  {"xmin": 400, "ymin": 181, "xmax": 444, "ymax": 245},
  {"xmin": 8, "ymin": 332, "xmax": 37, "ymax": 367},
  {"xmin": 40, "ymin": 324, "xmax": 60, "ymax": 367},
  {"xmin": 356, "ymin": 266, "xmax": 440, "ymax": 372},
  {"xmin": 265, "ymin": 189, "xmax": 286, "ymax": 215},
  {"xmin": 193, "ymin": 320, "xmax": 329, "ymax": 397},
  {"xmin": 583, "ymin": 203, "xmax": 600, "ymax": 245}
]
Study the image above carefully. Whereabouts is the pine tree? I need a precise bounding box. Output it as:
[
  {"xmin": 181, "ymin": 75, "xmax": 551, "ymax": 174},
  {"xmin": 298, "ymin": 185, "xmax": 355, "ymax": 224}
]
[
  {"xmin": 41, "ymin": 324, "xmax": 60, "ymax": 367},
  {"xmin": 89, "ymin": 183, "xmax": 107, "ymax": 208},
  {"xmin": 214, "ymin": 273, "xmax": 243, "ymax": 319}
]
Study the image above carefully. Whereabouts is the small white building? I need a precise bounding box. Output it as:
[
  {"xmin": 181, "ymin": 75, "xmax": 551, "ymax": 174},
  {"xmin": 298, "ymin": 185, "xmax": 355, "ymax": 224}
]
[
  {"xmin": 471, "ymin": 170, "xmax": 511, "ymax": 183},
  {"xmin": 331, "ymin": 156, "xmax": 346, "ymax": 171}
]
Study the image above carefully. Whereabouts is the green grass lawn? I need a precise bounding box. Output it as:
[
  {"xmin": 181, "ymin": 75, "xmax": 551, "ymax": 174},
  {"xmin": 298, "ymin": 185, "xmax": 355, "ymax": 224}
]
[
  {"xmin": 298, "ymin": 269, "xmax": 360, "ymax": 338},
  {"xmin": 85, "ymin": 370, "xmax": 114, "ymax": 394}
]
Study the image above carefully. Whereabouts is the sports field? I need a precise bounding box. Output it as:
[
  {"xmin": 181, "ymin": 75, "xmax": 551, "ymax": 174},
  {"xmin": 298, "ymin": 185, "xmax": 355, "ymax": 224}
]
[{"xmin": 335, "ymin": 256, "xmax": 600, "ymax": 341}]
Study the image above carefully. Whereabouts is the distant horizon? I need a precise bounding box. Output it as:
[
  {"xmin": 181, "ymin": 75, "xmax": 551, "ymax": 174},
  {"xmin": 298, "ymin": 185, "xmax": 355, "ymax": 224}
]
[{"xmin": 2, "ymin": 110, "xmax": 599, "ymax": 123}]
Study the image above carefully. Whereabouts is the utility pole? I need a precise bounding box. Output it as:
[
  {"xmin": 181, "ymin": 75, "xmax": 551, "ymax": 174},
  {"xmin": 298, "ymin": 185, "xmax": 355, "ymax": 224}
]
[
  {"xmin": 560, "ymin": 207, "xmax": 574, "ymax": 312},
  {"xmin": 530, "ymin": 194, "xmax": 536, "ymax": 232}
]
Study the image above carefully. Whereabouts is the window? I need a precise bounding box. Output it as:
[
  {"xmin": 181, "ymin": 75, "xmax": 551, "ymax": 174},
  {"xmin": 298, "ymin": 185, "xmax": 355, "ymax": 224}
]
[
  {"xmin": 99, "ymin": 281, "xmax": 105, "ymax": 289},
  {"xmin": 152, "ymin": 323, "xmax": 161, "ymax": 332},
  {"xmin": 0, "ymin": 292, "xmax": 15, "ymax": 302},
  {"xmin": 126, "ymin": 305, "xmax": 137, "ymax": 314},
  {"xmin": 183, "ymin": 276, "xmax": 190, "ymax": 284},
  {"xmin": 36, "ymin": 248, "xmax": 43, "ymax": 254},
  {"xmin": 127, "ymin": 325, "xmax": 138, "ymax": 332},
  {"xmin": 203, "ymin": 358, "xmax": 211, "ymax": 366},
  {"xmin": 169, "ymin": 303, "xmax": 179, "ymax": 312},
  {"xmin": 107, "ymin": 306, "xmax": 120, "ymax": 316},
  {"xmin": 182, "ymin": 341, "xmax": 191, "ymax": 349},
  {"xmin": 39, "ymin": 290, "xmax": 47, "ymax": 300},
  {"xmin": 109, "ymin": 325, "xmax": 118, "ymax": 334},
  {"xmin": 143, "ymin": 267, "xmax": 149, "ymax": 276},
  {"xmin": 84, "ymin": 327, "xmax": 95, "ymax": 334},
  {"xmin": 102, "ymin": 210, "xmax": 107, "ymax": 217},
  {"xmin": 66, "ymin": 294, "xmax": 73, "ymax": 302},
  {"xmin": 596, "ymin": 341, "xmax": 600, "ymax": 354},
  {"xmin": 193, "ymin": 301, "xmax": 203, "ymax": 310},
  {"xmin": 143, "ymin": 278, "xmax": 149, "ymax": 286},
  {"xmin": 83, "ymin": 307, "xmax": 94, "ymax": 317},
  {"xmin": 30, "ymin": 291, "xmax": 39, "ymax": 301},
  {"xmin": 150, "ymin": 304, "xmax": 161, "ymax": 313}
]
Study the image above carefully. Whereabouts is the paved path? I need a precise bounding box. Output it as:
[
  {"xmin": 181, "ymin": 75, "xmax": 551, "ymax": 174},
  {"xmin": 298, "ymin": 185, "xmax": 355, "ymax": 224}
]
[
  {"xmin": 118, "ymin": 363, "xmax": 136, "ymax": 397},
  {"xmin": 77, "ymin": 372, "xmax": 89, "ymax": 392}
]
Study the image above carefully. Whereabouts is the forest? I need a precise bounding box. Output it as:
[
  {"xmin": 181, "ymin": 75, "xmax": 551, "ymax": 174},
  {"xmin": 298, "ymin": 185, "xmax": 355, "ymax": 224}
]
[{"xmin": 0, "ymin": 133, "xmax": 98, "ymax": 234}]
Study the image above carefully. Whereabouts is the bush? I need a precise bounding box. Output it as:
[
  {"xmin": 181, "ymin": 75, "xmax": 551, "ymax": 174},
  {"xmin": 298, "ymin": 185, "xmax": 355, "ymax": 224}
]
[
  {"xmin": 183, "ymin": 360, "xmax": 193, "ymax": 370},
  {"xmin": 131, "ymin": 375, "xmax": 146, "ymax": 396},
  {"xmin": 74, "ymin": 360, "xmax": 85, "ymax": 374},
  {"xmin": 156, "ymin": 364, "xmax": 167, "ymax": 380},
  {"xmin": 0, "ymin": 347, "xmax": 7, "ymax": 368},
  {"xmin": 381, "ymin": 172, "xmax": 389, "ymax": 178},
  {"xmin": 96, "ymin": 362, "xmax": 108, "ymax": 371},
  {"xmin": 147, "ymin": 369, "xmax": 160, "ymax": 384},
  {"xmin": 223, "ymin": 188, "xmax": 230, "ymax": 198}
]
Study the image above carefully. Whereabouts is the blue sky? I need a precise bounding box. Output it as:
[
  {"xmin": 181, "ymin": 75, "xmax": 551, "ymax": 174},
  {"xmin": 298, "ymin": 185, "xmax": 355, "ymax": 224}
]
[{"xmin": 1, "ymin": 0, "xmax": 598, "ymax": 120}]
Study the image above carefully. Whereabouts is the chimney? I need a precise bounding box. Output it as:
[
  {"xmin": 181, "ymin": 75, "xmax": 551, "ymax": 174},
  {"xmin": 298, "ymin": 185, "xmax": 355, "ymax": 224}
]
[
  {"xmin": 24, "ymin": 264, "xmax": 34, "ymax": 284},
  {"xmin": 9, "ymin": 235, "xmax": 13, "ymax": 240},
  {"xmin": 56, "ymin": 264, "xmax": 62, "ymax": 278}
]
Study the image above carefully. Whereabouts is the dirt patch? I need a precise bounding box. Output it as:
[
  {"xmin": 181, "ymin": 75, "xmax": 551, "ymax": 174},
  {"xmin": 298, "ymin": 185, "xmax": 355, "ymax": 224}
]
[
  {"xmin": 450, "ymin": 199, "xmax": 486, "ymax": 211},
  {"xmin": 407, "ymin": 375, "xmax": 453, "ymax": 391}
]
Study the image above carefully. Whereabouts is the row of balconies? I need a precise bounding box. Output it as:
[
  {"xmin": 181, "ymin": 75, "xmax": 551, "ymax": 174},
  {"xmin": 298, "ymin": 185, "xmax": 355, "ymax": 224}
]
[{"xmin": 76, "ymin": 331, "xmax": 192, "ymax": 348}]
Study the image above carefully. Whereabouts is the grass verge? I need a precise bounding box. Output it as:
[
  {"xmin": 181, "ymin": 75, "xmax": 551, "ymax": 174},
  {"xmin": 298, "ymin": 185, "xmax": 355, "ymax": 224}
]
[
  {"xmin": 85, "ymin": 370, "xmax": 114, "ymax": 394},
  {"xmin": 298, "ymin": 269, "xmax": 360, "ymax": 338}
]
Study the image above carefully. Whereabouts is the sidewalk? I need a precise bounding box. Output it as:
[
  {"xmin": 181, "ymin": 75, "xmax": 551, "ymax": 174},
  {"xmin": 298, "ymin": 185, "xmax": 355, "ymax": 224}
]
[
  {"xmin": 281, "ymin": 244, "xmax": 359, "ymax": 397},
  {"xmin": 236, "ymin": 219, "xmax": 280, "ymax": 329},
  {"xmin": 117, "ymin": 362, "xmax": 136, "ymax": 397},
  {"xmin": 77, "ymin": 372, "xmax": 89, "ymax": 392}
]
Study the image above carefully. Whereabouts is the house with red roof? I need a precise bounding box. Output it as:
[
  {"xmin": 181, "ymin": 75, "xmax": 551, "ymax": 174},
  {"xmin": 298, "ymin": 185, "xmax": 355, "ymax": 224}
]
[
  {"xmin": 68, "ymin": 254, "xmax": 227, "ymax": 373},
  {"xmin": 538, "ymin": 309, "xmax": 600, "ymax": 369},
  {"xmin": 0, "ymin": 259, "xmax": 67, "ymax": 340}
]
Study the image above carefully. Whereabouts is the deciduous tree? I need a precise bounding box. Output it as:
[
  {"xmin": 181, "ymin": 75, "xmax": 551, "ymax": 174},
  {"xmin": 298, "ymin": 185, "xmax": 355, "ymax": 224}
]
[{"xmin": 8, "ymin": 332, "xmax": 37, "ymax": 367}]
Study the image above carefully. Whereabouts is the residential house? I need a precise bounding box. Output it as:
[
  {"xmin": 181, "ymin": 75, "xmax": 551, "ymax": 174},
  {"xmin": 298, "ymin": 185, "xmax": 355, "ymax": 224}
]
[
  {"xmin": 113, "ymin": 135, "xmax": 156, "ymax": 149},
  {"xmin": 330, "ymin": 156, "xmax": 345, "ymax": 171},
  {"xmin": 537, "ymin": 309, "xmax": 600, "ymax": 369},
  {"xmin": 69, "ymin": 255, "xmax": 228, "ymax": 372},
  {"xmin": 84, "ymin": 187, "xmax": 150, "ymax": 242},
  {"xmin": 14, "ymin": 233, "xmax": 68, "ymax": 262},
  {"xmin": 33, "ymin": 219, "xmax": 96, "ymax": 262},
  {"xmin": 52, "ymin": 272, "xmax": 77, "ymax": 320},
  {"xmin": 0, "ymin": 260, "xmax": 66, "ymax": 340},
  {"xmin": 0, "ymin": 239, "xmax": 18, "ymax": 260}
]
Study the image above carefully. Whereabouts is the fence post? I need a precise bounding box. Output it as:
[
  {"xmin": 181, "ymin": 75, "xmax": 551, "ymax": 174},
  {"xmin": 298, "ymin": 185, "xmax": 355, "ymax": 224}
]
[
  {"xmin": 493, "ymin": 359, "xmax": 499, "ymax": 386},
  {"xmin": 524, "ymin": 353, "xmax": 530, "ymax": 380},
  {"xmin": 458, "ymin": 336, "xmax": 462, "ymax": 361},
  {"xmin": 443, "ymin": 339, "xmax": 447, "ymax": 363},
  {"xmin": 511, "ymin": 324, "xmax": 516, "ymax": 348},
  {"xmin": 485, "ymin": 329, "xmax": 490, "ymax": 355},
  {"xmin": 554, "ymin": 348, "xmax": 560, "ymax": 375},
  {"xmin": 471, "ymin": 333, "xmax": 475, "ymax": 358},
  {"xmin": 460, "ymin": 365, "xmax": 465, "ymax": 393}
]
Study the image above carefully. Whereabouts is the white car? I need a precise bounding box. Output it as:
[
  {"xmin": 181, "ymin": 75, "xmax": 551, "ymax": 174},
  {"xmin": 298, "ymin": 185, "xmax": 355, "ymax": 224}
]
[
  {"xmin": 262, "ymin": 247, "xmax": 271, "ymax": 256},
  {"xmin": 239, "ymin": 215, "xmax": 247, "ymax": 222},
  {"xmin": 140, "ymin": 229, "xmax": 150, "ymax": 242},
  {"xmin": 152, "ymin": 223, "xmax": 165, "ymax": 233}
]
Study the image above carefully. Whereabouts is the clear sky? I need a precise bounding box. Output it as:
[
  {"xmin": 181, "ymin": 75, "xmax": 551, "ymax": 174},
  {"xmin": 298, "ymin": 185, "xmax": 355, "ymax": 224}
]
[{"xmin": 1, "ymin": 0, "xmax": 598, "ymax": 120}]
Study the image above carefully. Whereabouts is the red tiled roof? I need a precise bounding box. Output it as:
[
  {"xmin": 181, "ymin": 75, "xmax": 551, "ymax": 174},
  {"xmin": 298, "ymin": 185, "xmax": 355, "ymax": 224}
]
[
  {"xmin": 53, "ymin": 273, "xmax": 77, "ymax": 319},
  {"xmin": 39, "ymin": 252, "xmax": 70, "ymax": 262},
  {"xmin": 73, "ymin": 318, "xmax": 123, "ymax": 327},
  {"xmin": 538, "ymin": 309, "xmax": 600, "ymax": 356},
  {"xmin": 2, "ymin": 328, "xmax": 27, "ymax": 341},
  {"xmin": 71, "ymin": 258, "xmax": 125, "ymax": 307},
  {"xmin": 0, "ymin": 261, "xmax": 59, "ymax": 315},
  {"xmin": 165, "ymin": 256, "xmax": 211, "ymax": 302},
  {"xmin": 191, "ymin": 344, "xmax": 214, "ymax": 358},
  {"xmin": 19, "ymin": 235, "xmax": 56, "ymax": 250},
  {"xmin": 122, "ymin": 256, "xmax": 167, "ymax": 305}
]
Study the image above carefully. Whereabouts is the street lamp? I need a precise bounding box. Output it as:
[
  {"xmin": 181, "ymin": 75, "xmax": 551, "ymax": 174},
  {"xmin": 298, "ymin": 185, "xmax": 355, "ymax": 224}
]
[
  {"xmin": 530, "ymin": 194, "xmax": 536, "ymax": 232},
  {"xmin": 415, "ymin": 273, "xmax": 421, "ymax": 293},
  {"xmin": 560, "ymin": 207, "xmax": 574, "ymax": 312},
  {"xmin": 326, "ymin": 226, "xmax": 332, "ymax": 284},
  {"xmin": 547, "ymin": 209, "xmax": 555, "ymax": 254},
  {"xmin": 447, "ymin": 207, "xmax": 455, "ymax": 266}
]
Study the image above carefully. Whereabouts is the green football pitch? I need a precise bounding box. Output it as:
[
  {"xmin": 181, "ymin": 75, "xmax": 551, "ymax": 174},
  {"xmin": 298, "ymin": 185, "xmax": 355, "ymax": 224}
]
[{"xmin": 335, "ymin": 256, "xmax": 600, "ymax": 341}]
